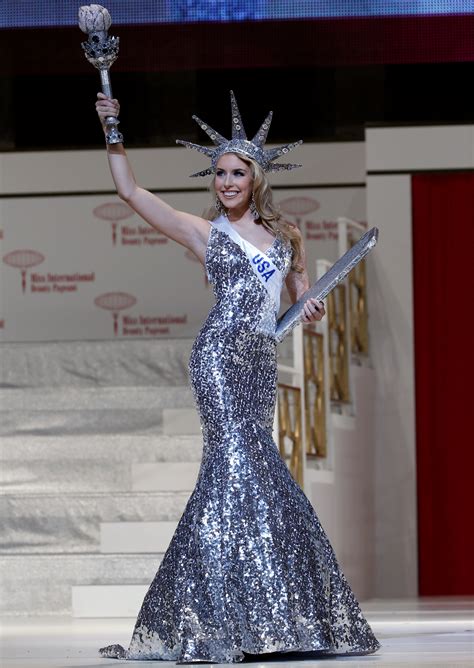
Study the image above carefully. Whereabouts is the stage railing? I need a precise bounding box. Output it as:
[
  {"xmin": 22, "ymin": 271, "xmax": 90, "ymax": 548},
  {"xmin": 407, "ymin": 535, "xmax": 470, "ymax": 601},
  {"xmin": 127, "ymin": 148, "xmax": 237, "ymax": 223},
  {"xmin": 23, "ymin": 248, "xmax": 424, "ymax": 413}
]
[
  {"xmin": 303, "ymin": 329, "xmax": 327, "ymax": 459},
  {"xmin": 327, "ymin": 282, "xmax": 350, "ymax": 403},
  {"xmin": 337, "ymin": 217, "xmax": 370, "ymax": 356},
  {"xmin": 277, "ymin": 383, "xmax": 303, "ymax": 487},
  {"xmin": 275, "ymin": 217, "xmax": 371, "ymax": 488},
  {"xmin": 274, "ymin": 320, "xmax": 307, "ymax": 488}
]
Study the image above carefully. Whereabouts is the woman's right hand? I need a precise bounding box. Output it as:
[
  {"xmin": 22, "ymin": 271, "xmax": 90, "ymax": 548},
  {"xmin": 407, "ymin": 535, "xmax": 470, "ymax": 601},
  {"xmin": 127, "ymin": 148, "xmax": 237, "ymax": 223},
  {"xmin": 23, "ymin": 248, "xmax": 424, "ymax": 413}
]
[
  {"xmin": 96, "ymin": 90, "xmax": 210, "ymax": 261},
  {"xmin": 95, "ymin": 92, "xmax": 120, "ymax": 130}
]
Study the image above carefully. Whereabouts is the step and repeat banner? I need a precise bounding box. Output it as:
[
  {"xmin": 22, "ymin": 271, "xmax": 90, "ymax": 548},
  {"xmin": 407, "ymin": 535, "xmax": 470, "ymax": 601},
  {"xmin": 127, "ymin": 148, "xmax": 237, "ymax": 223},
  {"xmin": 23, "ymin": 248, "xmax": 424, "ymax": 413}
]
[
  {"xmin": 0, "ymin": 188, "xmax": 365, "ymax": 342},
  {"xmin": 0, "ymin": 148, "xmax": 365, "ymax": 342}
]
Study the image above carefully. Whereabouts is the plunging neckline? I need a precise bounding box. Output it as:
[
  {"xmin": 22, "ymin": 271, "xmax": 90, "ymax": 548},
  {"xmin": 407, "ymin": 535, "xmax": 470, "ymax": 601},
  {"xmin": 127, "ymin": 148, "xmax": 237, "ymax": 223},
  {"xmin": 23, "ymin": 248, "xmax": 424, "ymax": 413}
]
[
  {"xmin": 232, "ymin": 228, "xmax": 277, "ymax": 256},
  {"xmin": 226, "ymin": 218, "xmax": 278, "ymax": 256}
]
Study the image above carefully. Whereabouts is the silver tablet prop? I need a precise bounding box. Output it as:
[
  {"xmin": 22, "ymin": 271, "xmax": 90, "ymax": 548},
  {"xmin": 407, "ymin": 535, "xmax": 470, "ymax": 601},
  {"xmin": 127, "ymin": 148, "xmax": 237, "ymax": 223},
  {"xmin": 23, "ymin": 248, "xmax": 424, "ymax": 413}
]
[{"xmin": 275, "ymin": 227, "xmax": 379, "ymax": 343}]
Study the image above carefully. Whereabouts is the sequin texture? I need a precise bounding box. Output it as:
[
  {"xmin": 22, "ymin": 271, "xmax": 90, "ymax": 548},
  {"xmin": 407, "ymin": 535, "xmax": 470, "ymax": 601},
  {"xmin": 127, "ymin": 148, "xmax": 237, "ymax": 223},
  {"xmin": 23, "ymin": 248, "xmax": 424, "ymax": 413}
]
[{"xmin": 99, "ymin": 227, "xmax": 380, "ymax": 662}]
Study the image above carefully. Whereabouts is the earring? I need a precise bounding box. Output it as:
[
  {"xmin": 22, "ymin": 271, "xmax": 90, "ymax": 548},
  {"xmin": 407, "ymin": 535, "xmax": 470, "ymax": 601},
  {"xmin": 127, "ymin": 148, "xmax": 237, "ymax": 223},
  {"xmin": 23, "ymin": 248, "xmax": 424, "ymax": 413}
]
[
  {"xmin": 215, "ymin": 196, "xmax": 227, "ymax": 216},
  {"xmin": 249, "ymin": 193, "xmax": 259, "ymax": 221}
]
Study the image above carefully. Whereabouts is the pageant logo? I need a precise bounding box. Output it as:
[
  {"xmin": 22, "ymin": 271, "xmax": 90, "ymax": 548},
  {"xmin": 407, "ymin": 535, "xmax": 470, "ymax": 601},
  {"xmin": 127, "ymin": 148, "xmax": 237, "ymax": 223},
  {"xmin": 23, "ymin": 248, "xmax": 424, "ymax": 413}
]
[
  {"xmin": 94, "ymin": 291, "xmax": 187, "ymax": 337},
  {"xmin": 278, "ymin": 196, "xmax": 364, "ymax": 242},
  {"xmin": 278, "ymin": 197, "xmax": 320, "ymax": 229},
  {"xmin": 306, "ymin": 220, "xmax": 339, "ymax": 241},
  {"xmin": 29, "ymin": 271, "xmax": 95, "ymax": 293},
  {"xmin": 278, "ymin": 196, "xmax": 337, "ymax": 241},
  {"xmin": 93, "ymin": 201, "xmax": 134, "ymax": 245},
  {"xmin": 94, "ymin": 201, "xmax": 168, "ymax": 247},
  {"xmin": 279, "ymin": 196, "xmax": 337, "ymax": 241},
  {"xmin": 94, "ymin": 292, "xmax": 137, "ymax": 336},
  {"xmin": 305, "ymin": 219, "xmax": 367, "ymax": 242},
  {"xmin": 3, "ymin": 249, "xmax": 45, "ymax": 293},
  {"xmin": 121, "ymin": 313, "xmax": 187, "ymax": 336},
  {"xmin": 3, "ymin": 250, "xmax": 95, "ymax": 294}
]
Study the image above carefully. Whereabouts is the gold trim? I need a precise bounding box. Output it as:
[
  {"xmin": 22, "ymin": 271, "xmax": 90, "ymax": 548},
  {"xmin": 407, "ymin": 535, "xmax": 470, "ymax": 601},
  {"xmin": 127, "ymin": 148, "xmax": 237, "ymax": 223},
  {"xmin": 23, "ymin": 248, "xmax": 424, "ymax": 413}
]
[
  {"xmin": 349, "ymin": 252, "xmax": 369, "ymax": 355},
  {"xmin": 327, "ymin": 285, "xmax": 350, "ymax": 403},
  {"xmin": 277, "ymin": 383, "xmax": 303, "ymax": 486},
  {"xmin": 303, "ymin": 329, "xmax": 327, "ymax": 458}
]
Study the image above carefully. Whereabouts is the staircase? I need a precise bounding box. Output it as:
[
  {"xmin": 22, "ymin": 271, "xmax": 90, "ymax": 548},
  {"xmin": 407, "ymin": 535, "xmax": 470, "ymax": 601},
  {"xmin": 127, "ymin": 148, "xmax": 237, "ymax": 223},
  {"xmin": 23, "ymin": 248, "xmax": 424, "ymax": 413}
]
[
  {"xmin": 0, "ymin": 333, "xmax": 377, "ymax": 615},
  {"xmin": 0, "ymin": 339, "xmax": 202, "ymax": 617}
]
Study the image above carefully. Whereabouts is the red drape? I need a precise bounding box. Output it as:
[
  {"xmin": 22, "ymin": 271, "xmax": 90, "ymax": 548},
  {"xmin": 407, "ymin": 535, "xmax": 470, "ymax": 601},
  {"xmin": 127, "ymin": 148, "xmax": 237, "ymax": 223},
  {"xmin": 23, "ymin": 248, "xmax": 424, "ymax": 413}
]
[{"xmin": 412, "ymin": 172, "xmax": 474, "ymax": 596}]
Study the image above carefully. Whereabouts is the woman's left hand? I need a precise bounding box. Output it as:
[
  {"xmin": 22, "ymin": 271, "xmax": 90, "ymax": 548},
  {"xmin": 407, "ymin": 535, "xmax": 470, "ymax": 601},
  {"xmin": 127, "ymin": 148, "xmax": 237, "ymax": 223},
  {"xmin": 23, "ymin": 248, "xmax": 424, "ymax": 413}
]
[{"xmin": 301, "ymin": 297, "xmax": 326, "ymax": 323}]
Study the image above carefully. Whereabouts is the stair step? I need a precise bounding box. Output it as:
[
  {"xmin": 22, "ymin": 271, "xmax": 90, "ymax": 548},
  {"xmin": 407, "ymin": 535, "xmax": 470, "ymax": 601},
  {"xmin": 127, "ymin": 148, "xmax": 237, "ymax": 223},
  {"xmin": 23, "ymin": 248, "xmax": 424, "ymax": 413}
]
[
  {"xmin": 163, "ymin": 408, "xmax": 201, "ymax": 435},
  {"xmin": 72, "ymin": 584, "xmax": 148, "ymax": 618},
  {"xmin": 0, "ymin": 458, "xmax": 133, "ymax": 493},
  {"xmin": 0, "ymin": 408, "xmax": 166, "ymax": 438},
  {"xmin": 0, "ymin": 491, "xmax": 191, "ymax": 554},
  {"xmin": 0, "ymin": 434, "xmax": 203, "ymax": 462},
  {"xmin": 1, "ymin": 455, "xmax": 202, "ymax": 495},
  {"xmin": 100, "ymin": 521, "xmax": 178, "ymax": 554},
  {"xmin": 0, "ymin": 338, "xmax": 193, "ymax": 388},
  {"xmin": 132, "ymin": 461, "xmax": 200, "ymax": 491},
  {"xmin": 0, "ymin": 553, "xmax": 161, "ymax": 615},
  {"xmin": 0, "ymin": 385, "xmax": 194, "ymax": 411}
]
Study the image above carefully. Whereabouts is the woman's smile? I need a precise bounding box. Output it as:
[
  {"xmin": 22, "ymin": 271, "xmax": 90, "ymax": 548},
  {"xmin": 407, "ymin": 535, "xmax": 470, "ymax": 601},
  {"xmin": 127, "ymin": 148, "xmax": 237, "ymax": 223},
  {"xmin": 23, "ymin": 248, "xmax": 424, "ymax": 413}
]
[{"xmin": 215, "ymin": 153, "xmax": 253, "ymax": 213}]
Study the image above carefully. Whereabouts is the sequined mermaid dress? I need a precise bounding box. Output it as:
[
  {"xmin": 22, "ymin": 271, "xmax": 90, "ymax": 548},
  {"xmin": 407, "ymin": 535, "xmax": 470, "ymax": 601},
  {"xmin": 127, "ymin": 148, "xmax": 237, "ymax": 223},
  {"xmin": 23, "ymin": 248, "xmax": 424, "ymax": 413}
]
[{"xmin": 99, "ymin": 216, "xmax": 380, "ymax": 662}]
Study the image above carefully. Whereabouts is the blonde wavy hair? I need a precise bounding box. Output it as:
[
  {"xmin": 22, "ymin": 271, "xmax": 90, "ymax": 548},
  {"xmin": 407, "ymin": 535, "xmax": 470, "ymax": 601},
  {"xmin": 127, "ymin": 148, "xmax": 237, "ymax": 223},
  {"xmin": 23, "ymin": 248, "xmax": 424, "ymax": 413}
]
[{"xmin": 205, "ymin": 154, "xmax": 304, "ymax": 273}]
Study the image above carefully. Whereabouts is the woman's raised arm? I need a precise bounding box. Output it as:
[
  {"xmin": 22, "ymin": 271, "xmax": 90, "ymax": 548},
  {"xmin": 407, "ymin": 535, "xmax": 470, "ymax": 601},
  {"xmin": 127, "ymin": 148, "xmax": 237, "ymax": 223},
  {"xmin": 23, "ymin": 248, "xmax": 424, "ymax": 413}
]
[{"xmin": 96, "ymin": 93, "xmax": 210, "ymax": 261}]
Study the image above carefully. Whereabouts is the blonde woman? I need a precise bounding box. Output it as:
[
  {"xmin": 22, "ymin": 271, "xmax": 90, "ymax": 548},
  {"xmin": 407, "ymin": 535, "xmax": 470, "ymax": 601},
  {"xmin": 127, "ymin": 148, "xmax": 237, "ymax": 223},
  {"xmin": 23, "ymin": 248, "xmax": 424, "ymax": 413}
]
[{"xmin": 96, "ymin": 91, "xmax": 379, "ymax": 663}]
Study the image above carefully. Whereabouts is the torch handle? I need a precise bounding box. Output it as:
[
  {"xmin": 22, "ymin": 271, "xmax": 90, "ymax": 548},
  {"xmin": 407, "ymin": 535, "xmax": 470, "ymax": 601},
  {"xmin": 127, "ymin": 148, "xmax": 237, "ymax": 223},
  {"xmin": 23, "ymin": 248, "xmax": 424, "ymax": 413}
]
[
  {"xmin": 99, "ymin": 68, "xmax": 123, "ymax": 145},
  {"xmin": 99, "ymin": 69, "xmax": 113, "ymax": 98}
]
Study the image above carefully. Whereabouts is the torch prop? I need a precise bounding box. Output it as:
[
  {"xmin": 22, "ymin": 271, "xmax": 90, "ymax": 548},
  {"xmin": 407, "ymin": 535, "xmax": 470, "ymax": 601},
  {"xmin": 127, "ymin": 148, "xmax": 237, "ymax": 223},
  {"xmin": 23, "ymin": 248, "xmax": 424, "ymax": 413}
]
[{"xmin": 78, "ymin": 4, "xmax": 123, "ymax": 145}]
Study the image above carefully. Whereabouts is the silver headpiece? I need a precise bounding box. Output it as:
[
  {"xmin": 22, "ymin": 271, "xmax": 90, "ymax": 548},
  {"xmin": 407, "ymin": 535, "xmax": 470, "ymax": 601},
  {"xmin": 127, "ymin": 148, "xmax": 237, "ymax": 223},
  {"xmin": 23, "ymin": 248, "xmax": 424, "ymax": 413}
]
[{"xmin": 176, "ymin": 91, "xmax": 303, "ymax": 178}]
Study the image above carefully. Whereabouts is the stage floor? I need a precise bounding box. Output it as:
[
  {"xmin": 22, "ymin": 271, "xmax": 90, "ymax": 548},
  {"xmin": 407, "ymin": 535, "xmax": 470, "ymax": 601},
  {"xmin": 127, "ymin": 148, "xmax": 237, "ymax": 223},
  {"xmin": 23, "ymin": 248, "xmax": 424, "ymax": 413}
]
[{"xmin": 0, "ymin": 598, "xmax": 472, "ymax": 667}]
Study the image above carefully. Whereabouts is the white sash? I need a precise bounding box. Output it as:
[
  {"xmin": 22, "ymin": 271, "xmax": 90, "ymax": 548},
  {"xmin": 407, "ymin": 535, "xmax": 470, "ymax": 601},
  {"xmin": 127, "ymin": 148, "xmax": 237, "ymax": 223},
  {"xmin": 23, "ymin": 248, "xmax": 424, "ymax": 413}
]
[{"xmin": 211, "ymin": 216, "xmax": 282, "ymax": 314}]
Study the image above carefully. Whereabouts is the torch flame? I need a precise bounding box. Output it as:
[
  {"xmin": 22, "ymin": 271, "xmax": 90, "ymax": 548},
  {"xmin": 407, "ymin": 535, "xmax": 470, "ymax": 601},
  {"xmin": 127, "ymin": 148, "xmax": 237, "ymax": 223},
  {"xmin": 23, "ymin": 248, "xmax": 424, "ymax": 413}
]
[{"xmin": 78, "ymin": 5, "xmax": 112, "ymax": 34}]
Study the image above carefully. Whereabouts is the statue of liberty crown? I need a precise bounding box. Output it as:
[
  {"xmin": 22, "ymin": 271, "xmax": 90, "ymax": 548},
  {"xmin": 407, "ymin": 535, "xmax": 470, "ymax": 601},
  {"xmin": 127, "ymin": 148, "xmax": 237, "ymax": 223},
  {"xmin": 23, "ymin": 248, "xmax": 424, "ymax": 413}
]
[{"xmin": 176, "ymin": 90, "xmax": 303, "ymax": 177}]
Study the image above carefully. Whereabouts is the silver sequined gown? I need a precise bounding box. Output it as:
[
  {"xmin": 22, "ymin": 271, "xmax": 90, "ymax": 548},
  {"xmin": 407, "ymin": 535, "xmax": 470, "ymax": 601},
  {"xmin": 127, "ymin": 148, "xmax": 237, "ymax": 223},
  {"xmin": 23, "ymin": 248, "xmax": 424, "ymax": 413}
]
[{"xmin": 100, "ymin": 223, "xmax": 380, "ymax": 662}]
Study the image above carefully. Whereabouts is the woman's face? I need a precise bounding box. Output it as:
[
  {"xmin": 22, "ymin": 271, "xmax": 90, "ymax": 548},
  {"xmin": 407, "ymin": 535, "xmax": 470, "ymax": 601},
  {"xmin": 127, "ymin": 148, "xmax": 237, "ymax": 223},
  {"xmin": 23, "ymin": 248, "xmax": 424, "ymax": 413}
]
[{"xmin": 214, "ymin": 153, "xmax": 253, "ymax": 214}]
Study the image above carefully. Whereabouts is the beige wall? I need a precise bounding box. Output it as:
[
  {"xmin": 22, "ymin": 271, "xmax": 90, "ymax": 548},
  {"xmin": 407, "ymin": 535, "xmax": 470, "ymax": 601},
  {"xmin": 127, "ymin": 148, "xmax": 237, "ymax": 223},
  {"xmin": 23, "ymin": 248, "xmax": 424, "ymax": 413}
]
[
  {"xmin": 0, "ymin": 142, "xmax": 365, "ymax": 195},
  {"xmin": 366, "ymin": 123, "xmax": 474, "ymax": 597},
  {"xmin": 308, "ymin": 366, "xmax": 377, "ymax": 600}
]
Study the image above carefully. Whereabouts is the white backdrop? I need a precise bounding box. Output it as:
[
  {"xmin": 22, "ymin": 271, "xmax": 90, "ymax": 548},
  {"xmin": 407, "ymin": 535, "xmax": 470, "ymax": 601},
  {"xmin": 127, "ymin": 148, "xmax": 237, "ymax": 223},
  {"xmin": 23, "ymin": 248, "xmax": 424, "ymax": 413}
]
[{"xmin": 1, "ymin": 186, "xmax": 365, "ymax": 342}]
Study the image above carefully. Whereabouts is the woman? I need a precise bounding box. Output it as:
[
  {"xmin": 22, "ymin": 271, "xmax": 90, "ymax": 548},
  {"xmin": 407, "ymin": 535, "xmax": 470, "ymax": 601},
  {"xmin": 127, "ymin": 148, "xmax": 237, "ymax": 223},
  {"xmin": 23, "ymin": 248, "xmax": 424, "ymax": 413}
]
[{"xmin": 95, "ymin": 91, "xmax": 380, "ymax": 663}]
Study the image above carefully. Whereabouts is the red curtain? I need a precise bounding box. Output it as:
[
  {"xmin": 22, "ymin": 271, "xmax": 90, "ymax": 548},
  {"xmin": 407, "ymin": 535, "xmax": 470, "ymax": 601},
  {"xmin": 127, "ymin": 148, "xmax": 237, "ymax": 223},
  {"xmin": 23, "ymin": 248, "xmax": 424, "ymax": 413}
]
[{"xmin": 412, "ymin": 172, "xmax": 474, "ymax": 596}]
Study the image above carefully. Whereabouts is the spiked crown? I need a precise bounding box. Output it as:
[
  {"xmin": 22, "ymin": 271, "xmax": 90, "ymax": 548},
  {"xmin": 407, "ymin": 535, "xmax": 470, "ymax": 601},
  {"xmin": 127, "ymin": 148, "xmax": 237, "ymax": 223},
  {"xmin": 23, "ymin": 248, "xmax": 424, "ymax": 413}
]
[{"xmin": 176, "ymin": 91, "xmax": 303, "ymax": 178}]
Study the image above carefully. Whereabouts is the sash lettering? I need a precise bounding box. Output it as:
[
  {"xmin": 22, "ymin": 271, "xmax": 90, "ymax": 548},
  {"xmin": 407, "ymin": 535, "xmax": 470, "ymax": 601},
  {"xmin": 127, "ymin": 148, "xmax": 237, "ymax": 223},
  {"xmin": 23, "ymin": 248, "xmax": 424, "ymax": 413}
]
[
  {"xmin": 211, "ymin": 215, "xmax": 282, "ymax": 314},
  {"xmin": 252, "ymin": 254, "xmax": 276, "ymax": 282}
]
